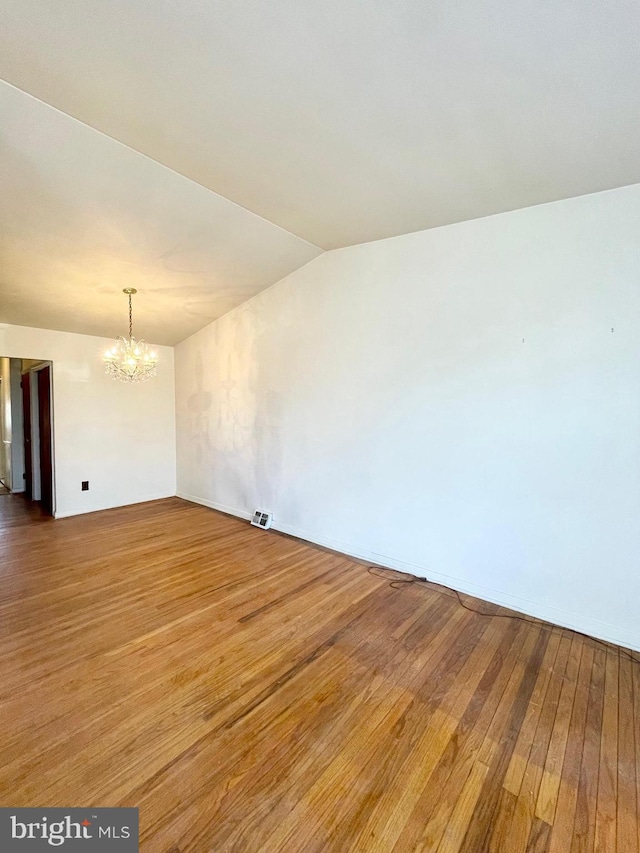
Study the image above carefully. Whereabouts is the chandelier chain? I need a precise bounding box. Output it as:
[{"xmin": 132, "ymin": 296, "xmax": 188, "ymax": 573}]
[{"xmin": 129, "ymin": 293, "xmax": 133, "ymax": 340}]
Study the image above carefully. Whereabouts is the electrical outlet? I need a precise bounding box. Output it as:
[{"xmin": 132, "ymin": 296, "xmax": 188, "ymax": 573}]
[{"xmin": 81, "ymin": 481, "xmax": 89, "ymax": 491}]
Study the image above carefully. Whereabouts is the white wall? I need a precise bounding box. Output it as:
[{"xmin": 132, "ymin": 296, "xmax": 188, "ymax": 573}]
[
  {"xmin": 0, "ymin": 324, "xmax": 176, "ymax": 517},
  {"xmin": 175, "ymin": 183, "xmax": 640, "ymax": 651}
]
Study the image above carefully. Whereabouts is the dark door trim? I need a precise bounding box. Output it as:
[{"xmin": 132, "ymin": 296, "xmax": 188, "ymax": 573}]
[
  {"xmin": 21, "ymin": 371, "xmax": 33, "ymax": 501},
  {"xmin": 37, "ymin": 365, "xmax": 53, "ymax": 517}
]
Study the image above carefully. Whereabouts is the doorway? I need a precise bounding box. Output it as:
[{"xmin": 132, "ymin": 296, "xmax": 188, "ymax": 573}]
[{"xmin": 0, "ymin": 358, "xmax": 55, "ymax": 518}]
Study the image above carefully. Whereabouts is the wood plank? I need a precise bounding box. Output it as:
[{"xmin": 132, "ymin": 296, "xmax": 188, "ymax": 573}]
[
  {"xmin": 391, "ymin": 619, "xmax": 527, "ymax": 852},
  {"xmin": 417, "ymin": 623, "xmax": 542, "ymax": 853},
  {"xmin": 571, "ymin": 645, "xmax": 607, "ymax": 853},
  {"xmin": 503, "ymin": 629, "xmax": 563, "ymax": 796},
  {"xmin": 488, "ymin": 787, "xmax": 519, "ymax": 853},
  {"xmin": 617, "ymin": 651, "xmax": 638, "ymax": 853},
  {"xmin": 547, "ymin": 642, "xmax": 594, "ymax": 853},
  {"xmin": 536, "ymin": 634, "xmax": 583, "ymax": 824},
  {"xmin": 527, "ymin": 816, "xmax": 552, "ymax": 852},
  {"xmin": 437, "ymin": 759, "xmax": 490, "ymax": 853},
  {"xmin": 457, "ymin": 627, "xmax": 551, "ymax": 853},
  {"xmin": 635, "ymin": 653, "xmax": 640, "ymax": 853},
  {"xmin": 497, "ymin": 632, "xmax": 574, "ymax": 853},
  {"xmin": 351, "ymin": 614, "xmax": 509, "ymax": 852},
  {"xmin": 594, "ymin": 648, "xmax": 619, "ymax": 852}
]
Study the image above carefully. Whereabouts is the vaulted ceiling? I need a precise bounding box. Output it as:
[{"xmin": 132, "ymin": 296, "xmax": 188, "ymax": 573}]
[{"xmin": 1, "ymin": 1, "xmax": 639, "ymax": 344}]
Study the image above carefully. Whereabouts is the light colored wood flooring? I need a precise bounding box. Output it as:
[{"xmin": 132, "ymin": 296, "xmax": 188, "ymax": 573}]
[{"xmin": 0, "ymin": 496, "xmax": 638, "ymax": 852}]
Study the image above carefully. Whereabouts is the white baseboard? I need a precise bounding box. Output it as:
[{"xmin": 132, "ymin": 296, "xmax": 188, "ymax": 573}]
[
  {"xmin": 177, "ymin": 492, "xmax": 640, "ymax": 653},
  {"xmin": 176, "ymin": 491, "xmax": 253, "ymax": 520},
  {"xmin": 54, "ymin": 492, "xmax": 176, "ymax": 519}
]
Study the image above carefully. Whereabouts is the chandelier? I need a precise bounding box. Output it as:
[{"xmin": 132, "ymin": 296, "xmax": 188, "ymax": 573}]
[{"xmin": 103, "ymin": 288, "xmax": 158, "ymax": 382}]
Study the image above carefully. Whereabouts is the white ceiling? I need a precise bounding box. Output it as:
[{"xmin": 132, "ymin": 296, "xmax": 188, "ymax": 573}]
[
  {"xmin": 0, "ymin": 83, "xmax": 320, "ymax": 345},
  {"xmin": 1, "ymin": 0, "xmax": 639, "ymax": 342}
]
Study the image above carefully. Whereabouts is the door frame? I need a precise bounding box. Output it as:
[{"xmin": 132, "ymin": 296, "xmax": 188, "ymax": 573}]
[
  {"xmin": 21, "ymin": 370, "xmax": 33, "ymax": 500},
  {"xmin": 23, "ymin": 362, "xmax": 56, "ymax": 516},
  {"xmin": 37, "ymin": 365, "xmax": 54, "ymax": 517}
]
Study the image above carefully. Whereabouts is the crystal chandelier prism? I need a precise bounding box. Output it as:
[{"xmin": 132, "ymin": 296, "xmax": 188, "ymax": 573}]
[{"xmin": 104, "ymin": 288, "xmax": 158, "ymax": 382}]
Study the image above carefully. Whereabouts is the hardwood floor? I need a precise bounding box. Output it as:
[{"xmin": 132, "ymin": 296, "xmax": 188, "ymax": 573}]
[
  {"xmin": 0, "ymin": 491, "xmax": 51, "ymax": 526},
  {"xmin": 0, "ymin": 497, "xmax": 637, "ymax": 852}
]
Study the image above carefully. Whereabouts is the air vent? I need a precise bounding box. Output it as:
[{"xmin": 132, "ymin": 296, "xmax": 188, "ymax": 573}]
[{"xmin": 250, "ymin": 509, "xmax": 273, "ymax": 530}]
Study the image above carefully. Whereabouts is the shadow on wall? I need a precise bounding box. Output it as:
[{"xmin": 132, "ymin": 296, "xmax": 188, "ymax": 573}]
[{"xmin": 185, "ymin": 301, "xmax": 287, "ymax": 510}]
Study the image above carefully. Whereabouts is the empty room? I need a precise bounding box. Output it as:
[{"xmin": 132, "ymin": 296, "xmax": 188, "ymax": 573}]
[{"xmin": 0, "ymin": 2, "xmax": 639, "ymax": 851}]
